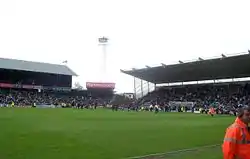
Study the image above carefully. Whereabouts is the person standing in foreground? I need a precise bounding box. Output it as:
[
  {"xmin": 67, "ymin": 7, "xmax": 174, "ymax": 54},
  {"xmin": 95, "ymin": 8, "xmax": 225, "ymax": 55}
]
[{"xmin": 222, "ymin": 107, "xmax": 250, "ymax": 159}]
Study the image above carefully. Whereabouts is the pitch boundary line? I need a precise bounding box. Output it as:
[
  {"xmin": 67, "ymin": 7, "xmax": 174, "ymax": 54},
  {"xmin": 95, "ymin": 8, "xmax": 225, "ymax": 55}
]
[{"xmin": 125, "ymin": 144, "xmax": 221, "ymax": 159}]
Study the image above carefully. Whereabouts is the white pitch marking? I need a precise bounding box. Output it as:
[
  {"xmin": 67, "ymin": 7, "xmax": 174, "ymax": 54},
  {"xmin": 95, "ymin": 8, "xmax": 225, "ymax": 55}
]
[{"xmin": 125, "ymin": 144, "xmax": 220, "ymax": 159}]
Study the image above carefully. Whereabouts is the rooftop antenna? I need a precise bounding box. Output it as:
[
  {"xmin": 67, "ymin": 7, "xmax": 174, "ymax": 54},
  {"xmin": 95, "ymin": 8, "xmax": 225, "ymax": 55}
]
[{"xmin": 62, "ymin": 60, "xmax": 68, "ymax": 65}]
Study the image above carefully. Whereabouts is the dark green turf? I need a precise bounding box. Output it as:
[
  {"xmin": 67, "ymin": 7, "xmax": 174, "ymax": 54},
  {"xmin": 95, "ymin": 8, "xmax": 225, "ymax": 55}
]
[{"xmin": 0, "ymin": 108, "xmax": 233, "ymax": 159}]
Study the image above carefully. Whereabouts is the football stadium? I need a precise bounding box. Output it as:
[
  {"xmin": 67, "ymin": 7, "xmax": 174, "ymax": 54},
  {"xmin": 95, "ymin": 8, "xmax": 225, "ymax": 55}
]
[{"xmin": 1, "ymin": 53, "xmax": 250, "ymax": 159}]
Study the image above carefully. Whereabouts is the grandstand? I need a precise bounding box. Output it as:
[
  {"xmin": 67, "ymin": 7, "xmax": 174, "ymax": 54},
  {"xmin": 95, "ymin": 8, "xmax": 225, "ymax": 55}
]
[
  {"xmin": 0, "ymin": 58, "xmax": 114, "ymax": 107},
  {"xmin": 0, "ymin": 57, "xmax": 77, "ymax": 90},
  {"xmin": 121, "ymin": 52, "xmax": 250, "ymax": 99}
]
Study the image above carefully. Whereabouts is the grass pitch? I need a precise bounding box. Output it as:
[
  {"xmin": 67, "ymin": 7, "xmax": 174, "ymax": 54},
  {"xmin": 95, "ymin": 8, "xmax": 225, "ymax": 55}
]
[{"xmin": 0, "ymin": 109, "xmax": 233, "ymax": 159}]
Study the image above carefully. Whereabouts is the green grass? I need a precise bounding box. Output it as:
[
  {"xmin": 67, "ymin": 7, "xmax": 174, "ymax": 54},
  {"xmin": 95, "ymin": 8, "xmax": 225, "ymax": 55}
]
[{"xmin": 0, "ymin": 108, "xmax": 233, "ymax": 159}]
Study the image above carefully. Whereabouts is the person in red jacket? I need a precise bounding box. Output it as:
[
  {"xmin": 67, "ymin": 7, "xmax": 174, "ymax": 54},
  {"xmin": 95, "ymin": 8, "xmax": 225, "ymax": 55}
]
[
  {"xmin": 222, "ymin": 106, "xmax": 250, "ymax": 159},
  {"xmin": 209, "ymin": 107, "xmax": 215, "ymax": 116}
]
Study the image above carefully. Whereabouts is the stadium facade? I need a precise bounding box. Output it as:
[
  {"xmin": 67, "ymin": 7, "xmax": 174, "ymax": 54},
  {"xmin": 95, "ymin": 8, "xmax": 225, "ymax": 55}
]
[{"xmin": 121, "ymin": 52, "xmax": 250, "ymax": 99}]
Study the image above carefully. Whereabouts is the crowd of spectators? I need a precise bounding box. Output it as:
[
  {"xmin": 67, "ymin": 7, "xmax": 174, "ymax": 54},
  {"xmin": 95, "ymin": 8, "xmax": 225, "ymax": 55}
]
[
  {"xmin": 1, "ymin": 82, "xmax": 250, "ymax": 112},
  {"xmin": 0, "ymin": 88, "xmax": 112, "ymax": 107},
  {"xmin": 139, "ymin": 83, "xmax": 250, "ymax": 110}
]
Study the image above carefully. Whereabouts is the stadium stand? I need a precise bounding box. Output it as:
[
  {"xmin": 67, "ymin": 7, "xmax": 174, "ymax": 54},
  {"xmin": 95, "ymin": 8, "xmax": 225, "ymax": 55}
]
[
  {"xmin": 0, "ymin": 57, "xmax": 77, "ymax": 89},
  {"xmin": 0, "ymin": 58, "xmax": 113, "ymax": 108},
  {"xmin": 121, "ymin": 53, "xmax": 250, "ymax": 113},
  {"xmin": 121, "ymin": 53, "xmax": 250, "ymax": 83}
]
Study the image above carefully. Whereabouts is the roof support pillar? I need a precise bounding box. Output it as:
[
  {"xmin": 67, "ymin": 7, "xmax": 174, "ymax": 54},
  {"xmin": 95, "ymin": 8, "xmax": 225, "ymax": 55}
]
[
  {"xmin": 141, "ymin": 79, "xmax": 143, "ymax": 97},
  {"xmin": 133, "ymin": 77, "xmax": 136, "ymax": 99},
  {"xmin": 56, "ymin": 74, "xmax": 59, "ymax": 88},
  {"xmin": 147, "ymin": 81, "xmax": 150, "ymax": 94}
]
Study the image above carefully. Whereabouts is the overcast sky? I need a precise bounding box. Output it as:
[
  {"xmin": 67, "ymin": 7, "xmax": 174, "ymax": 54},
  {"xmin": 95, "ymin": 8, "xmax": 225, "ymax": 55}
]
[{"xmin": 0, "ymin": 0, "xmax": 250, "ymax": 92}]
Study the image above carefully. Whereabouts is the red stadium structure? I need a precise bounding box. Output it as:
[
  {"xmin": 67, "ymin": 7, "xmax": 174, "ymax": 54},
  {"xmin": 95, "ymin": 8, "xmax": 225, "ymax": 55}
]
[{"xmin": 86, "ymin": 82, "xmax": 115, "ymax": 89}]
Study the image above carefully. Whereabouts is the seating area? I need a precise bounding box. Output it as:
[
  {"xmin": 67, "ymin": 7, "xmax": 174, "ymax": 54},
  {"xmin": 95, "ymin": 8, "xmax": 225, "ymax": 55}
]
[{"xmin": 139, "ymin": 82, "xmax": 250, "ymax": 110}]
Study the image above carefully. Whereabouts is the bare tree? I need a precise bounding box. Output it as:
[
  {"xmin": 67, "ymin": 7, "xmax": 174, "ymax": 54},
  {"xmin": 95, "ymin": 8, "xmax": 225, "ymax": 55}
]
[{"xmin": 74, "ymin": 82, "xmax": 83, "ymax": 90}]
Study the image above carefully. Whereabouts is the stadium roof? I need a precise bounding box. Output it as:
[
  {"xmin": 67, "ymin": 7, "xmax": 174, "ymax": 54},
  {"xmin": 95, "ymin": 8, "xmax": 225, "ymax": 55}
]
[
  {"xmin": 0, "ymin": 58, "xmax": 77, "ymax": 76},
  {"xmin": 121, "ymin": 53, "xmax": 250, "ymax": 84}
]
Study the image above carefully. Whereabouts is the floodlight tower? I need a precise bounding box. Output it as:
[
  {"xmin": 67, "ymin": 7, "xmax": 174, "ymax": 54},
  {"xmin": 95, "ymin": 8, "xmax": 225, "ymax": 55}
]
[{"xmin": 98, "ymin": 36, "xmax": 109, "ymax": 82}]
